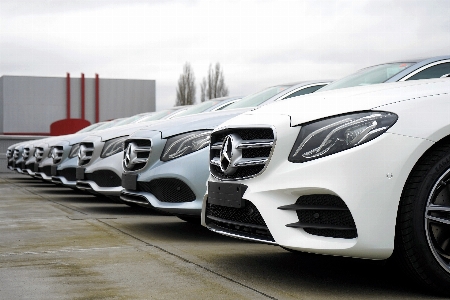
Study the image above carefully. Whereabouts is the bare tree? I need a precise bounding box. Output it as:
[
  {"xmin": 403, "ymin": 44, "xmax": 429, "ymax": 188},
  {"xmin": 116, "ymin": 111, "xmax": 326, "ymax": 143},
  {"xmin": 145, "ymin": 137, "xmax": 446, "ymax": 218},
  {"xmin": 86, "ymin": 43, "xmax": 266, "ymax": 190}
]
[
  {"xmin": 200, "ymin": 78, "xmax": 207, "ymax": 102},
  {"xmin": 176, "ymin": 62, "xmax": 196, "ymax": 106},
  {"xmin": 200, "ymin": 63, "xmax": 229, "ymax": 102}
]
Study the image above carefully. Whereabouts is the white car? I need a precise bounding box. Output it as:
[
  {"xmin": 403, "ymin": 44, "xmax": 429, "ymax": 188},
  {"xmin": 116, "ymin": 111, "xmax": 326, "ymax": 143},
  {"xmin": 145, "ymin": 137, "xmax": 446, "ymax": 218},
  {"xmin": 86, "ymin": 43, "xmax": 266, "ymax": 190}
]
[{"xmin": 202, "ymin": 78, "xmax": 450, "ymax": 294}]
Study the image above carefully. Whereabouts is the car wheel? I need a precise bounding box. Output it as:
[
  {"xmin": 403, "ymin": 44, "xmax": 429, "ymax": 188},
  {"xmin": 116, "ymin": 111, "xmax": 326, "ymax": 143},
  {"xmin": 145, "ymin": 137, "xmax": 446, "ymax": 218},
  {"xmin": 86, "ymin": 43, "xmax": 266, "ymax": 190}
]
[{"xmin": 395, "ymin": 143, "xmax": 450, "ymax": 295}]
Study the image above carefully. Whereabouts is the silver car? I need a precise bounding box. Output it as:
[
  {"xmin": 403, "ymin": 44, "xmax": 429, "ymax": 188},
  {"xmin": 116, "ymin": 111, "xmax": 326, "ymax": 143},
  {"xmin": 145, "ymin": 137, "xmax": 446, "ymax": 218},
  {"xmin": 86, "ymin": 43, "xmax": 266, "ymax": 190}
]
[
  {"xmin": 119, "ymin": 80, "xmax": 330, "ymax": 220},
  {"xmin": 75, "ymin": 97, "xmax": 241, "ymax": 198}
]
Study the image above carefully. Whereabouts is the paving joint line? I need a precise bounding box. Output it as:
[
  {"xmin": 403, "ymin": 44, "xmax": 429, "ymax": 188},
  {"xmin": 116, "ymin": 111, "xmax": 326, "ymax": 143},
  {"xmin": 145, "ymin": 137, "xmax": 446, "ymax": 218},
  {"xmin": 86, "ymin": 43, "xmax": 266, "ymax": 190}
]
[
  {"xmin": 22, "ymin": 186, "xmax": 88, "ymax": 215},
  {"xmin": 97, "ymin": 219, "xmax": 277, "ymax": 300}
]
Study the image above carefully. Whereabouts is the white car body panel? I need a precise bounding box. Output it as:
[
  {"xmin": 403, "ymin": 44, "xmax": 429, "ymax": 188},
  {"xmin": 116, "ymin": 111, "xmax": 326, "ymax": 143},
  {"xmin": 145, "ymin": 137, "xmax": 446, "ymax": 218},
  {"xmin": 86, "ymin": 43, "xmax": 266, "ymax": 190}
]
[{"xmin": 202, "ymin": 78, "xmax": 450, "ymax": 259}]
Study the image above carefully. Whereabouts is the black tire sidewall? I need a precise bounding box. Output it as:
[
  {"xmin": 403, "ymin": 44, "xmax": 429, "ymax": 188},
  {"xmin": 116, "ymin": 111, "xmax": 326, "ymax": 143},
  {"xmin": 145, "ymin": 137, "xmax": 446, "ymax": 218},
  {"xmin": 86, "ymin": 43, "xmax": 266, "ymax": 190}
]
[{"xmin": 407, "ymin": 154, "xmax": 450, "ymax": 290}]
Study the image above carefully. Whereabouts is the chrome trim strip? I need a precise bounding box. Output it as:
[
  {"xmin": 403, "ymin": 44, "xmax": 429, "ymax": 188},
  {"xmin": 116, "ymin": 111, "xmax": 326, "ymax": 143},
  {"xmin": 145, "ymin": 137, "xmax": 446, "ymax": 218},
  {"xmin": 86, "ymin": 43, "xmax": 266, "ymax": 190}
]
[
  {"xmin": 233, "ymin": 158, "xmax": 267, "ymax": 167},
  {"xmin": 236, "ymin": 140, "xmax": 273, "ymax": 149},
  {"xmin": 206, "ymin": 226, "xmax": 278, "ymax": 245},
  {"xmin": 399, "ymin": 59, "xmax": 450, "ymax": 81}
]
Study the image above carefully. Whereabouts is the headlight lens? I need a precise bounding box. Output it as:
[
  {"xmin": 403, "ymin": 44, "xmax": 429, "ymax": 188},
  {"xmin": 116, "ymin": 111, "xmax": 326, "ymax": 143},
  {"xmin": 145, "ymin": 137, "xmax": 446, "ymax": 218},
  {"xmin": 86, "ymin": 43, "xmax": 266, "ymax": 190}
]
[
  {"xmin": 69, "ymin": 144, "xmax": 80, "ymax": 158},
  {"xmin": 101, "ymin": 136, "xmax": 128, "ymax": 158},
  {"xmin": 289, "ymin": 111, "xmax": 398, "ymax": 163},
  {"xmin": 161, "ymin": 130, "xmax": 212, "ymax": 162}
]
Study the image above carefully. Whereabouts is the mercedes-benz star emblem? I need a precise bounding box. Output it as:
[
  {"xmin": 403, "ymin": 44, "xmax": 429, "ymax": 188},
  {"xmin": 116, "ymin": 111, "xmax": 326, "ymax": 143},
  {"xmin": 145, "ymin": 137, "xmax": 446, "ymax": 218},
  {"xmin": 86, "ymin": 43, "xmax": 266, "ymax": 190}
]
[
  {"xmin": 219, "ymin": 134, "xmax": 241, "ymax": 175},
  {"xmin": 124, "ymin": 142, "xmax": 136, "ymax": 169},
  {"xmin": 51, "ymin": 147, "xmax": 57, "ymax": 159},
  {"xmin": 78, "ymin": 145, "xmax": 85, "ymax": 160}
]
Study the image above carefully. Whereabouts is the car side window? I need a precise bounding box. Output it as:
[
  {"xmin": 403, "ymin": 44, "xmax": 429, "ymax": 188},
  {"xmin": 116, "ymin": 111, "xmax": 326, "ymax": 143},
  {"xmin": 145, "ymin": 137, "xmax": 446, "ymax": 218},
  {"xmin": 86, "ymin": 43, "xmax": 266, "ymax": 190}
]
[
  {"xmin": 406, "ymin": 62, "xmax": 450, "ymax": 81},
  {"xmin": 282, "ymin": 84, "xmax": 326, "ymax": 100}
]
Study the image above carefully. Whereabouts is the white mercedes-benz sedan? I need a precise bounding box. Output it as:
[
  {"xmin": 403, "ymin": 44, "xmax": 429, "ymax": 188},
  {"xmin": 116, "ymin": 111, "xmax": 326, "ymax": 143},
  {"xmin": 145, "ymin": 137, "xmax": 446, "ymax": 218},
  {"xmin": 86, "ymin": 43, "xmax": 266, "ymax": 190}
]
[{"xmin": 202, "ymin": 78, "xmax": 450, "ymax": 294}]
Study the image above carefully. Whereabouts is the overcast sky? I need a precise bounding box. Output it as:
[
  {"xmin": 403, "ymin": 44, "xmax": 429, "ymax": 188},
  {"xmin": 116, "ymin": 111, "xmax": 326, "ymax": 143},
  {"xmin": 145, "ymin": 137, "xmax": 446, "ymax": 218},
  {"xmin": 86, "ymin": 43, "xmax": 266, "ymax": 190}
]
[{"xmin": 1, "ymin": 0, "xmax": 449, "ymax": 111}]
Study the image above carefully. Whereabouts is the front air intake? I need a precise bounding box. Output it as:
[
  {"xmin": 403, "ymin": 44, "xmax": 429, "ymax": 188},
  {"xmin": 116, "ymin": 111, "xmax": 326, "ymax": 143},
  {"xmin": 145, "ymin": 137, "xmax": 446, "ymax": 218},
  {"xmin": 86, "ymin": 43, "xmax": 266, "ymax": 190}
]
[
  {"xmin": 205, "ymin": 199, "xmax": 275, "ymax": 243},
  {"xmin": 278, "ymin": 194, "xmax": 357, "ymax": 239}
]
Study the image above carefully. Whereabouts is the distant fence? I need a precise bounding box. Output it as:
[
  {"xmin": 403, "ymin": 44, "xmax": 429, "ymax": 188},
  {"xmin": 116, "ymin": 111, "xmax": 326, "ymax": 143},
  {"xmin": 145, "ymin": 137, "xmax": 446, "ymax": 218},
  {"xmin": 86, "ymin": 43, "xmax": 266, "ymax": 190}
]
[{"xmin": 0, "ymin": 135, "xmax": 48, "ymax": 173}]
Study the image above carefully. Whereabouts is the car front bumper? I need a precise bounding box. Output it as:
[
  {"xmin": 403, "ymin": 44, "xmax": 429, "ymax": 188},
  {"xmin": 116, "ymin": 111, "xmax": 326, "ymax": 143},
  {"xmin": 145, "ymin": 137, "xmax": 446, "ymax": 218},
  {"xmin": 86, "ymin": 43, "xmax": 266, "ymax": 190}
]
[
  {"xmin": 120, "ymin": 131, "xmax": 208, "ymax": 216},
  {"xmin": 202, "ymin": 113, "xmax": 434, "ymax": 260}
]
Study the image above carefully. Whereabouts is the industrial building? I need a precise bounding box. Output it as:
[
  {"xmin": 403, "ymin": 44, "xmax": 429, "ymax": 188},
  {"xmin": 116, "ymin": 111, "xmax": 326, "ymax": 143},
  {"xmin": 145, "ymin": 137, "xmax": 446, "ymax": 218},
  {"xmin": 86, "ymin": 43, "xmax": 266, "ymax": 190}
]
[
  {"xmin": 0, "ymin": 74, "xmax": 156, "ymax": 135},
  {"xmin": 0, "ymin": 74, "xmax": 156, "ymax": 172}
]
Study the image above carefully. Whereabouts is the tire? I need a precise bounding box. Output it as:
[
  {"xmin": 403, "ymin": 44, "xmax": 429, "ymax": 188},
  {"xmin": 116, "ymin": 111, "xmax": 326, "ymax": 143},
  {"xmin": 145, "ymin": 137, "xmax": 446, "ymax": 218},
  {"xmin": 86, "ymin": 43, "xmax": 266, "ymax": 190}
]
[
  {"xmin": 395, "ymin": 142, "xmax": 450, "ymax": 295},
  {"xmin": 177, "ymin": 215, "xmax": 201, "ymax": 224}
]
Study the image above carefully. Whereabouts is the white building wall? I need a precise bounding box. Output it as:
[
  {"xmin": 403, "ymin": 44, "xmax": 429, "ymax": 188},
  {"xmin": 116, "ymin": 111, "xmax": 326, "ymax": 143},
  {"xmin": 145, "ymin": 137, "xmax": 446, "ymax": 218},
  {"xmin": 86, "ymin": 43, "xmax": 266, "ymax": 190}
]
[
  {"xmin": 2, "ymin": 76, "xmax": 66, "ymax": 134},
  {"xmin": 99, "ymin": 79, "xmax": 156, "ymax": 121},
  {"xmin": 0, "ymin": 75, "xmax": 156, "ymax": 134}
]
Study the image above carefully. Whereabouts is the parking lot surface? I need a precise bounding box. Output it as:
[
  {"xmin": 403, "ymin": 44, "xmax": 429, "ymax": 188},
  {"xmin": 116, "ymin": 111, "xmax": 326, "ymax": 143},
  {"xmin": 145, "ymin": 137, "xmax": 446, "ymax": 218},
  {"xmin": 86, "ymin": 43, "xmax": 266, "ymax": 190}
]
[{"xmin": 0, "ymin": 174, "xmax": 441, "ymax": 299}]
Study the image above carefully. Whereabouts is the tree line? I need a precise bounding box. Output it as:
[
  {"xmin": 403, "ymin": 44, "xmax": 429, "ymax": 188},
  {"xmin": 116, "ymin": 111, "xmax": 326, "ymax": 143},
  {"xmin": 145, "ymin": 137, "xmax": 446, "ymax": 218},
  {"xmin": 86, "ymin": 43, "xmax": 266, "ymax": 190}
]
[{"xmin": 176, "ymin": 62, "xmax": 229, "ymax": 106}]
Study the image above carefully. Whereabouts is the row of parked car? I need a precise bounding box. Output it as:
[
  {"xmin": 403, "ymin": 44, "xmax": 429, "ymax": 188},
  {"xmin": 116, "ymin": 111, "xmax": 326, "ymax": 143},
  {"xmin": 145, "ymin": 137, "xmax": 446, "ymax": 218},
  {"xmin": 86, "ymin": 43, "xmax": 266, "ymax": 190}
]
[{"xmin": 7, "ymin": 55, "xmax": 450, "ymax": 295}]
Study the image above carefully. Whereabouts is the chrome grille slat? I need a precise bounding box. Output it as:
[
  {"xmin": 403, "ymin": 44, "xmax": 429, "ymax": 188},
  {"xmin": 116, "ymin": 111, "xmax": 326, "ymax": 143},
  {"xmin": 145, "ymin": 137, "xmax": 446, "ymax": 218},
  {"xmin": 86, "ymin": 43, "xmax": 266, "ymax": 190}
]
[
  {"xmin": 233, "ymin": 158, "xmax": 267, "ymax": 166},
  {"xmin": 236, "ymin": 139, "xmax": 273, "ymax": 149}
]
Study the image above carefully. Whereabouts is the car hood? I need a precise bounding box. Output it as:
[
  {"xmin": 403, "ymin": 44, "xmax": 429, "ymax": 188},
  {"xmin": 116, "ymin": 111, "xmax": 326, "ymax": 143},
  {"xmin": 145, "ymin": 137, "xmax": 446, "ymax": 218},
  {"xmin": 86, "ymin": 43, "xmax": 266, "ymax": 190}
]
[
  {"xmin": 50, "ymin": 132, "xmax": 96, "ymax": 146},
  {"xmin": 249, "ymin": 78, "xmax": 450, "ymax": 126},
  {"xmin": 143, "ymin": 108, "xmax": 249, "ymax": 138},
  {"xmin": 85, "ymin": 122, "xmax": 155, "ymax": 141}
]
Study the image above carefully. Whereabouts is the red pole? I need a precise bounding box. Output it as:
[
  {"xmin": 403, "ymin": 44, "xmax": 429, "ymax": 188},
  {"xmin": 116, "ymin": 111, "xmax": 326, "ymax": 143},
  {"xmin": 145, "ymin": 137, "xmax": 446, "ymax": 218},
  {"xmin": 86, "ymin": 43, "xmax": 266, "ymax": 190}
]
[
  {"xmin": 95, "ymin": 74, "xmax": 100, "ymax": 123},
  {"xmin": 66, "ymin": 73, "xmax": 71, "ymax": 119},
  {"xmin": 81, "ymin": 73, "xmax": 85, "ymax": 120}
]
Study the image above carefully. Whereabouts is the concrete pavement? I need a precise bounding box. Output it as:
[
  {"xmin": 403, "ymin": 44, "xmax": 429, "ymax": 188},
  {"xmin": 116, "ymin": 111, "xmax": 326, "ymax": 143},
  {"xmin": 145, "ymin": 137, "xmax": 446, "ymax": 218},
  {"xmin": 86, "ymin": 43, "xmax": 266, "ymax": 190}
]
[{"xmin": 0, "ymin": 174, "xmax": 439, "ymax": 299}]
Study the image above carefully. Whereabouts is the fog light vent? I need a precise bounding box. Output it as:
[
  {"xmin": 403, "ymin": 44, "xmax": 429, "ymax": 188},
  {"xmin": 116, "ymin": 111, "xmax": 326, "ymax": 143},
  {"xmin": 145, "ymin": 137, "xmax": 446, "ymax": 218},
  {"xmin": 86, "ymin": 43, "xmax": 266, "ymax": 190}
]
[{"xmin": 278, "ymin": 194, "xmax": 357, "ymax": 239}]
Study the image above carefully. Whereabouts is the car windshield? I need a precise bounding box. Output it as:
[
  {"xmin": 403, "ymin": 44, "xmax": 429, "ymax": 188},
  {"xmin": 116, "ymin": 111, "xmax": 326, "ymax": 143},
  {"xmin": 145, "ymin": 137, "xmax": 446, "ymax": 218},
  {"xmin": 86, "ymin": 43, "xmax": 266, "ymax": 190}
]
[
  {"xmin": 174, "ymin": 100, "xmax": 222, "ymax": 117},
  {"xmin": 76, "ymin": 122, "xmax": 104, "ymax": 133},
  {"xmin": 222, "ymin": 86, "xmax": 291, "ymax": 110},
  {"xmin": 137, "ymin": 109, "xmax": 179, "ymax": 122},
  {"xmin": 93, "ymin": 119, "xmax": 125, "ymax": 131},
  {"xmin": 114, "ymin": 114, "xmax": 149, "ymax": 126},
  {"xmin": 319, "ymin": 62, "xmax": 415, "ymax": 92}
]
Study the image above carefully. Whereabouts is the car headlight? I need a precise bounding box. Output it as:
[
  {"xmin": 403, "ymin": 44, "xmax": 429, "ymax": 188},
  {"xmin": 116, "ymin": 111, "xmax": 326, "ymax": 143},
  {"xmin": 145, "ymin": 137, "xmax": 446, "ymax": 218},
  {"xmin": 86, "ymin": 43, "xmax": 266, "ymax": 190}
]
[
  {"xmin": 289, "ymin": 111, "xmax": 398, "ymax": 163},
  {"xmin": 101, "ymin": 136, "xmax": 128, "ymax": 158},
  {"xmin": 68, "ymin": 143, "xmax": 80, "ymax": 158},
  {"xmin": 161, "ymin": 130, "xmax": 212, "ymax": 162}
]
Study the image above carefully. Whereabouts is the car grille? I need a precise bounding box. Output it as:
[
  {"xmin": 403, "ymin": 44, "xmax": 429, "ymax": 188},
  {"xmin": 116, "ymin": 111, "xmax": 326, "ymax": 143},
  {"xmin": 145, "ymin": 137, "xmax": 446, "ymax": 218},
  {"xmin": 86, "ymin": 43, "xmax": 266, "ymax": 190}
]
[
  {"xmin": 85, "ymin": 170, "xmax": 121, "ymax": 187},
  {"xmin": 278, "ymin": 194, "xmax": 358, "ymax": 239},
  {"xmin": 205, "ymin": 199, "xmax": 275, "ymax": 243},
  {"xmin": 52, "ymin": 146, "xmax": 64, "ymax": 164},
  {"xmin": 13, "ymin": 149, "xmax": 20, "ymax": 160},
  {"xmin": 34, "ymin": 147, "xmax": 45, "ymax": 163},
  {"xmin": 58, "ymin": 167, "xmax": 77, "ymax": 182},
  {"xmin": 78, "ymin": 142, "xmax": 94, "ymax": 166},
  {"xmin": 136, "ymin": 178, "xmax": 195, "ymax": 203},
  {"xmin": 123, "ymin": 139, "xmax": 152, "ymax": 171},
  {"xmin": 210, "ymin": 128, "xmax": 275, "ymax": 180},
  {"xmin": 22, "ymin": 147, "xmax": 31, "ymax": 160}
]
